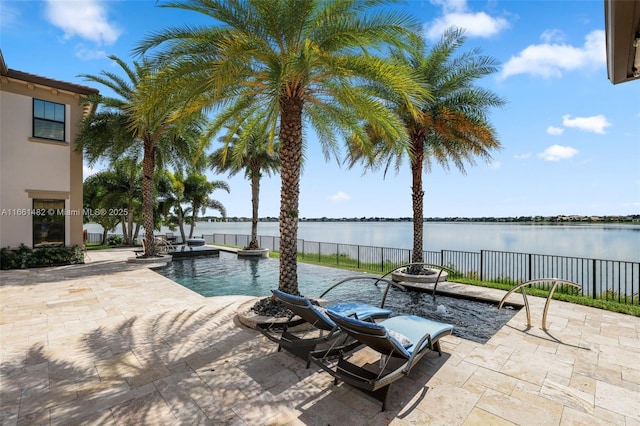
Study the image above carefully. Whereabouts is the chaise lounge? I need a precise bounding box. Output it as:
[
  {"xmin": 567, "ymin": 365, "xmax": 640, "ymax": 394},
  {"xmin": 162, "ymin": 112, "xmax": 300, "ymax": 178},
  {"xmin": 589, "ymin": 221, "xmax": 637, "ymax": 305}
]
[
  {"xmin": 311, "ymin": 310, "xmax": 454, "ymax": 411},
  {"xmin": 257, "ymin": 288, "xmax": 394, "ymax": 367}
]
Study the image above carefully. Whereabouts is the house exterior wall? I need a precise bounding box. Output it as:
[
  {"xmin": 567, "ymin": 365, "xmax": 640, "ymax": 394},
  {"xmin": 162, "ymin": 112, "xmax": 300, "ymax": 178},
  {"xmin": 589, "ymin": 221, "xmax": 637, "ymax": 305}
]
[{"xmin": 0, "ymin": 75, "xmax": 88, "ymax": 248}]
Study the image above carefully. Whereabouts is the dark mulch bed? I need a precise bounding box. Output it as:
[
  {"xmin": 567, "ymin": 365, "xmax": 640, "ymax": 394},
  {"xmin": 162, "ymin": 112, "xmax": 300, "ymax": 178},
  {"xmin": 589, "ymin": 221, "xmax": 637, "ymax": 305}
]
[
  {"xmin": 404, "ymin": 266, "xmax": 438, "ymax": 275},
  {"xmin": 251, "ymin": 297, "xmax": 293, "ymax": 318}
]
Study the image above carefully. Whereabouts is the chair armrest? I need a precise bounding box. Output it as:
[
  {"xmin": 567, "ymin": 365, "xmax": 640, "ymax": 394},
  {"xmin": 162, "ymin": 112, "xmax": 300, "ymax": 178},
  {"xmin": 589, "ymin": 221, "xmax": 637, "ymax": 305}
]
[{"xmin": 402, "ymin": 333, "xmax": 432, "ymax": 375}]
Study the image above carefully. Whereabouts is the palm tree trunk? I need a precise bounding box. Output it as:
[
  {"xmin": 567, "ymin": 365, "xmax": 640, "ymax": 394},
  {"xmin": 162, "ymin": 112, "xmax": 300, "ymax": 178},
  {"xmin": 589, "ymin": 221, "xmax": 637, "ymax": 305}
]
[
  {"xmin": 133, "ymin": 222, "xmax": 140, "ymax": 241},
  {"xmin": 188, "ymin": 209, "xmax": 196, "ymax": 239},
  {"xmin": 250, "ymin": 171, "xmax": 260, "ymax": 248},
  {"xmin": 142, "ymin": 139, "xmax": 156, "ymax": 256},
  {"xmin": 178, "ymin": 209, "xmax": 186, "ymax": 243},
  {"xmin": 121, "ymin": 220, "xmax": 127, "ymax": 241},
  {"xmin": 120, "ymin": 216, "xmax": 128, "ymax": 244},
  {"xmin": 278, "ymin": 95, "xmax": 304, "ymax": 295},
  {"xmin": 126, "ymin": 202, "xmax": 134, "ymax": 245},
  {"xmin": 411, "ymin": 137, "xmax": 425, "ymax": 266}
]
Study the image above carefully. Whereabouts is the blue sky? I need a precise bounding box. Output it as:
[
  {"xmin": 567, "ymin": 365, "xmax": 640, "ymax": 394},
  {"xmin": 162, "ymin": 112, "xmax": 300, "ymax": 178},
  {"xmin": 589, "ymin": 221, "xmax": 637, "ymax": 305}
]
[{"xmin": 2, "ymin": 0, "xmax": 638, "ymax": 219}]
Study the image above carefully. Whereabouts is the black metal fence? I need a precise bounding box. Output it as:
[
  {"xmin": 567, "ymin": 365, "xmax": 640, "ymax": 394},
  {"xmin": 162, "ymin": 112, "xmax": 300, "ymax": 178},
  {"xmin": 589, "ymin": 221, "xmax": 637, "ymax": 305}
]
[
  {"xmin": 201, "ymin": 233, "xmax": 639, "ymax": 305},
  {"xmin": 85, "ymin": 232, "xmax": 106, "ymax": 244},
  {"xmin": 88, "ymin": 231, "xmax": 639, "ymax": 305}
]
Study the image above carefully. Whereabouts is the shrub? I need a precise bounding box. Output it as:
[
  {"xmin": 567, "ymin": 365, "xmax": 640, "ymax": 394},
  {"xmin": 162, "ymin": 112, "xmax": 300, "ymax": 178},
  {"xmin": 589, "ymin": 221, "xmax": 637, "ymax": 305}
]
[
  {"xmin": 1, "ymin": 245, "xmax": 84, "ymax": 270},
  {"xmin": 0, "ymin": 244, "xmax": 31, "ymax": 269},
  {"xmin": 106, "ymin": 235, "xmax": 124, "ymax": 246}
]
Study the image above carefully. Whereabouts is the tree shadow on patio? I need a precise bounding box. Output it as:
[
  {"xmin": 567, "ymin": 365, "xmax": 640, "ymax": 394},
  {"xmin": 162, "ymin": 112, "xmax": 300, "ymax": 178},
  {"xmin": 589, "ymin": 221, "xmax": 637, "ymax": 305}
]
[{"xmin": 0, "ymin": 301, "xmax": 322, "ymax": 424}]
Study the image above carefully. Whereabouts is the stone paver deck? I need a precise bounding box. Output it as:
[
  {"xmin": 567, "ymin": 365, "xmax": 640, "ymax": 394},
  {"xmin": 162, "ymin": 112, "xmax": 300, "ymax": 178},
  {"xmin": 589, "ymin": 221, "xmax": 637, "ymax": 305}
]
[{"xmin": 1, "ymin": 248, "xmax": 639, "ymax": 425}]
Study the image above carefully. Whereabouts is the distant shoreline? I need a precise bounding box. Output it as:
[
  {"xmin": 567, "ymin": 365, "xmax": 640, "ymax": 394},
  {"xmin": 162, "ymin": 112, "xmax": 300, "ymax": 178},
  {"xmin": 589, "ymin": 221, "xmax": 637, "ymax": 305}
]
[
  {"xmin": 200, "ymin": 215, "xmax": 640, "ymax": 225},
  {"xmin": 84, "ymin": 220, "xmax": 639, "ymax": 262}
]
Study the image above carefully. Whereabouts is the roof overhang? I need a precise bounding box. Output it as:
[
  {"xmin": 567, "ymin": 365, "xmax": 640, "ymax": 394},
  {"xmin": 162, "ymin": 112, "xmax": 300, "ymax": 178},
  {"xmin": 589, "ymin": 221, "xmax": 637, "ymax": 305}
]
[
  {"xmin": 605, "ymin": 0, "xmax": 640, "ymax": 84},
  {"xmin": 1, "ymin": 49, "xmax": 99, "ymax": 115},
  {"xmin": 1, "ymin": 49, "xmax": 98, "ymax": 96}
]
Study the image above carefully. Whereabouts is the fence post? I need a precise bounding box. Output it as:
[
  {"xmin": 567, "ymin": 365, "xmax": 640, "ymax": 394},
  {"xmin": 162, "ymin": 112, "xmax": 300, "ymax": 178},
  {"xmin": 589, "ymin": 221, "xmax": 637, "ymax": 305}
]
[
  {"xmin": 592, "ymin": 258, "xmax": 597, "ymax": 299},
  {"xmin": 211, "ymin": 232, "xmax": 635, "ymax": 307}
]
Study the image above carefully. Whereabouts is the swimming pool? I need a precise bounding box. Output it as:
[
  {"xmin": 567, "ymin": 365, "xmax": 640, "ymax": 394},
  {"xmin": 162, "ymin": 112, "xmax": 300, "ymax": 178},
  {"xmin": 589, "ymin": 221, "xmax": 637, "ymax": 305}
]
[{"xmin": 154, "ymin": 251, "xmax": 518, "ymax": 343}]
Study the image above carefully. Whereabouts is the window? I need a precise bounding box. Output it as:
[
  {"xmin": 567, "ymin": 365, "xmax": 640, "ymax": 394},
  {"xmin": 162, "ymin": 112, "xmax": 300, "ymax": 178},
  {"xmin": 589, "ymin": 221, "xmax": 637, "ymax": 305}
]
[
  {"xmin": 33, "ymin": 99, "xmax": 65, "ymax": 141},
  {"xmin": 33, "ymin": 200, "xmax": 65, "ymax": 247}
]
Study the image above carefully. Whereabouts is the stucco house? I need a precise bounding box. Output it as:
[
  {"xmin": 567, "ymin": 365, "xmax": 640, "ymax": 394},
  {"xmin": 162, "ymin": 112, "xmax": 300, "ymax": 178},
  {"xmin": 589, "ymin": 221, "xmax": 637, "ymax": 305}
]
[{"xmin": 0, "ymin": 50, "xmax": 98, "ymax": 249}]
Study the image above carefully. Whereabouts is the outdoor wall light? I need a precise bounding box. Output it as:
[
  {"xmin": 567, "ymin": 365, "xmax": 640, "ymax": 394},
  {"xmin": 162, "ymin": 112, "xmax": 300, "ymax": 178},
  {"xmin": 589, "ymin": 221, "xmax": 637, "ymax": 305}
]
[{"xmin": 634, "ymin": 32, "xmax": 640, "ymax": 78}]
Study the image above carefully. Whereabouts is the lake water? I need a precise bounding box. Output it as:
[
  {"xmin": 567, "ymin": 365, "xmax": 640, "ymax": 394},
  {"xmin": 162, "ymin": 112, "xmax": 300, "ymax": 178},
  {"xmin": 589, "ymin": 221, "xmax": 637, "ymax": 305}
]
[{"xmin": 86, "ymin": 221, "xmax": 640, "ymax": 262}]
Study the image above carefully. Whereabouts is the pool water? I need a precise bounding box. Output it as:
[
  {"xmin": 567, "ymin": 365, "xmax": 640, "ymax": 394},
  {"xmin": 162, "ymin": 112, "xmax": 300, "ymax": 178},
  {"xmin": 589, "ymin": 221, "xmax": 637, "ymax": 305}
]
[{"xmin": 154, "ymin": 251, "xmax": 518, "ymax": 343}]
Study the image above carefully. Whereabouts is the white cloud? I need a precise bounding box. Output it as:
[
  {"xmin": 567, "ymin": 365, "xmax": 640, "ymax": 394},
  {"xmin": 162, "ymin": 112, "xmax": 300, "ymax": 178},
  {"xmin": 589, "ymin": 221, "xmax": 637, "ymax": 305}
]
[
  {"xmin": 329, "ymin": 192, "xmax": 351, "ymax": 202},
  {"xmin": 537, "ymin": 145, "xmax": 579, "ymax": 162},
  {"xmin": 74, "ymin": 45, "xmax": 108, "ymax": 61},
  {"xmin": 430, "ymin": 0, "xmax": 467, "ymax": 13},
  {"xmin": 546, "ymin": 126, "xmax": 564, "ymax": 135},
  {"xmin": 540, "ymin": 29, "xmax": 565, "ymax": 44},
  {"xmin": 424, "ymin": 0, "xmax": 509, "ymax": 40},
  {"xmin": 562, "ymin": 114, "xmax": 611, "ymax": 134},
  {"xmin": 500, "ymin": 30, "xmax": 605, "ymax": 79},
  {"xmin": 45, "ymin": 0, "xmax": 121, "ymax": 45},
  {"xmin": 514, "ymin": 153, "xmax": 531, "ymax": 160},
  {"xmin": 0, "ymin": 3, "xmax": 21, "ymax": 28}
]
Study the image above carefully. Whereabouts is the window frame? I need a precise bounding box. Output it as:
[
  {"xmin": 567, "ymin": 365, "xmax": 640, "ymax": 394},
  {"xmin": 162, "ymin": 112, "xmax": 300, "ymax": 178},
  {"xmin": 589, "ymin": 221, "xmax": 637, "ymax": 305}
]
[
  {"xmin": 32, "ymin": 98, "xmax": 66, "ymax": 142},
  {"xmin": 32, "ymin": 199, "xmax": 66, "ymax": 248}
]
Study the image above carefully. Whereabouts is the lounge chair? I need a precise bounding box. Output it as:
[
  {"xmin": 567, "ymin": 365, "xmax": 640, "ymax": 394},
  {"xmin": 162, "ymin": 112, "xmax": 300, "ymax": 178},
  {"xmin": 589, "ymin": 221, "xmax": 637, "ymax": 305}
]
[
  {"xmin": 257, "ymin": 287, "xmax": 394, "ymax": 368},
  {"xmin": 311, "ymin": 310, "xmax": 454, "ymax": 411}
]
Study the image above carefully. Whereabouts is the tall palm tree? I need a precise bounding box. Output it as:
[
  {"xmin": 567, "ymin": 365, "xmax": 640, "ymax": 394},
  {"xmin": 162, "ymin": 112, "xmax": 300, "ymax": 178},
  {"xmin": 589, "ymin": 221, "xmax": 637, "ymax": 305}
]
[
  {"xmin": 349, "ymin": 29, "xmax": 505, "ymax": 271},
  {"xmin": 211, "ymin": 122, "xmax": 280, "ymax": 249},
  {"xmin": 135, "ymin": 0, "xmax": 423, "ymax": 294},
  {"xmin": 76, "ymin": 55, "xmax": 204, "ymax": 256}
]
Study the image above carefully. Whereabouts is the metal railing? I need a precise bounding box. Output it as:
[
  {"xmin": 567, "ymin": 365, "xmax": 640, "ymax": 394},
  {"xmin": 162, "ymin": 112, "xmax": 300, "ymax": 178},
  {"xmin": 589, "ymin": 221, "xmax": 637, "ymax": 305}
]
[
  {"xmin": 87, "ymin": 231, "xmax": 639, "ymax": 305},
  {"xmin": 498, "ymin": 279, "xmax": 583, "ymax": 330}
]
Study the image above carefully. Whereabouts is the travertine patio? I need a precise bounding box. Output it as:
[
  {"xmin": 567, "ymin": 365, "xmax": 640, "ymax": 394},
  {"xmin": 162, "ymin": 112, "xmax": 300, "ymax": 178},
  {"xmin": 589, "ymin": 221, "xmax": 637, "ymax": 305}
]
[{"xmin": 1, "ymin": 248, "xmax": 638, "ymax": 425}]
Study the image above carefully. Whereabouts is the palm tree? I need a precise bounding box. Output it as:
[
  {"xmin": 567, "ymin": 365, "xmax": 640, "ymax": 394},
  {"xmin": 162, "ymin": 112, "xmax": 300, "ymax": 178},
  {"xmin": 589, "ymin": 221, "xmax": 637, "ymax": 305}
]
[
  {"xmin": 348, "ymin": 29, "xmax": 505, "ymax": 271},
  {"xmin": 83, "ymin": 156, "xmax": 142, "ymax": 245},
  {"xmin": 182, "ymin": 174, "xmax": 229, "ymax": 238},
  {"xmin": 210, "ymin": 123, "xmax": 280, "ymax": 249},
  {"xmin": 157, "ymin": 170, "xmax": 188, "ymax": 243},
  {"xmin": 76, "ymin": 55, "xmax": 204, "ymax": 256},
  {"xmin": 83, "ymin": 173, "xmax": 124, "ymax": 245},
  {"xmin": 157, "ymin": 170, "xmax": 229, "ymax": 241},
  {"xmin": 135, "ymin": 0, "xmax": 423, "ymax": 294}
]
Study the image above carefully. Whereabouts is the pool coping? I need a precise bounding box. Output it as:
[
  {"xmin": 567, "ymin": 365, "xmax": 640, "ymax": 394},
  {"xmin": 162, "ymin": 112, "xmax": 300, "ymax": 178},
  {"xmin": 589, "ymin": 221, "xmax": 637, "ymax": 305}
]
[{"xmin": 1, "ymin": 247, "xmax": 638, "ymax": 425}]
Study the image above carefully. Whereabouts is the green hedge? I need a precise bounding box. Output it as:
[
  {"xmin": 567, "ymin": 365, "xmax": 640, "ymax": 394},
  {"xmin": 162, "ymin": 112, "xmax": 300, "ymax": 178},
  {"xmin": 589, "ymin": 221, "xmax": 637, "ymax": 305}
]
[{"xmin": 1, "ymin": 244, "xmax": 84, "ymax": 270}]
